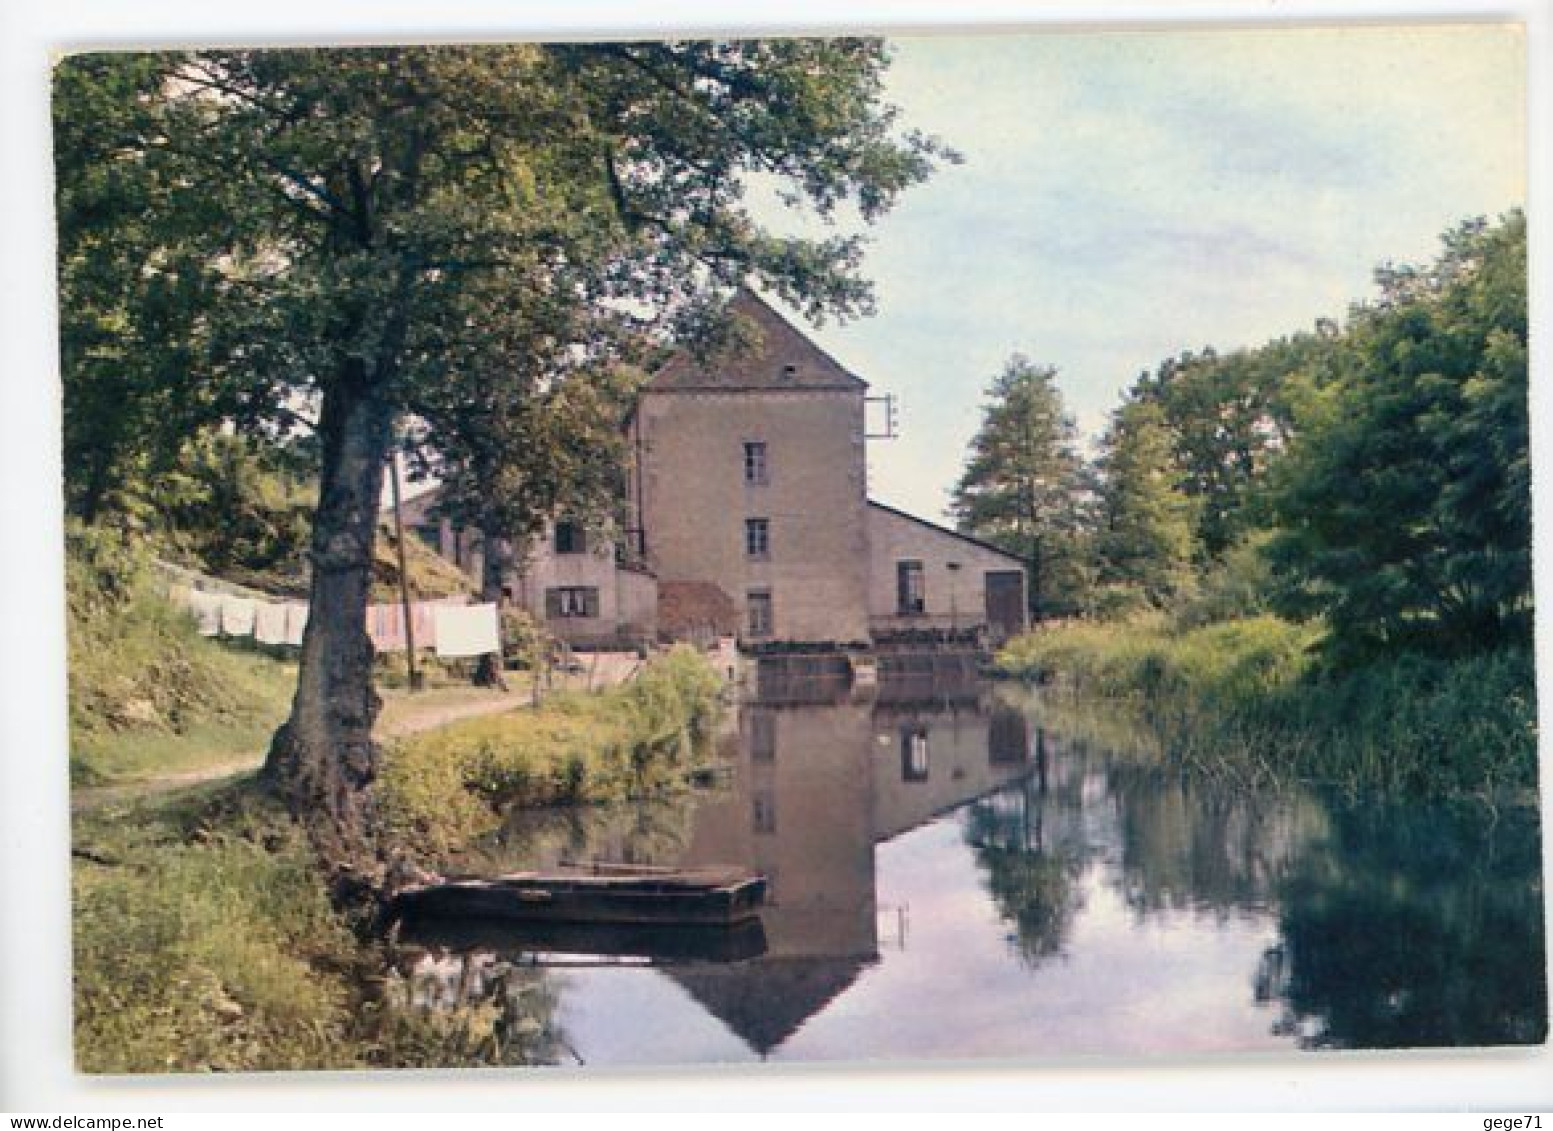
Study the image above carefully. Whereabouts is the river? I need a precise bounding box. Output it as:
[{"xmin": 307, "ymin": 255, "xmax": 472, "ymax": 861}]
[{"xmin": 388, "ymin": 670, "xmax": 1547, "ymax": 1067}]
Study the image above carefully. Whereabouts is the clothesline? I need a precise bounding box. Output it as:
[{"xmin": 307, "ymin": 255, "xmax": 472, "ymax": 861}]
[{"xmin": 169, "ymin": 586, "xmax": 501, "ymax": 658}]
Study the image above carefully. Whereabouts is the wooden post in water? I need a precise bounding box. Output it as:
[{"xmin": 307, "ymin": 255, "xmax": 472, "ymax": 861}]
[{"xmin": 387, "ymin": 448, "xmax": 422, "ymax": 691}]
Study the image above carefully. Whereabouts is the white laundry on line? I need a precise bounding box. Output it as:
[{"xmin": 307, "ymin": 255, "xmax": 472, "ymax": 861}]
[
  {"xmin": 283, "ymin": 603, "xmax": 309, "ymax": 647},
  {"xmin": 219, "ymin": 596, "xmax": 257, "ymax": 638},
  {"xmin": 187, "ymin": 588, "xmax": 222, "ymax": 637},
  {"xmin": 254, "ymin": 600, "xmax": 288, "ymax": 645},
  {"xmin": 433, "ymin": 602, "xmax": 501, "ymax": 658}
]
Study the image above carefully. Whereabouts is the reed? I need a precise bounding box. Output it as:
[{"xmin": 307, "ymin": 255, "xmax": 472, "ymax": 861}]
[{"xmin": 995, "ymin": 617, "xmax": 1537, "ymax": 797}]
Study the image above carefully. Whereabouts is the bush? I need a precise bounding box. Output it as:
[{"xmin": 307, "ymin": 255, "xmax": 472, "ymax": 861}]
[
  {"xmin": 499, "ymin": 606, "xmax": 548, "ymax": 670},
  {"xmin": 377, "ymin": 645, "xmax": 724, "ymax": 858}
]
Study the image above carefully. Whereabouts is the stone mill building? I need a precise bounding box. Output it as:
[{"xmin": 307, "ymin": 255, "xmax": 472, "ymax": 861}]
[{"xmin": 405, "ymin": 289, "xmax": 1028, "ymax": 653}]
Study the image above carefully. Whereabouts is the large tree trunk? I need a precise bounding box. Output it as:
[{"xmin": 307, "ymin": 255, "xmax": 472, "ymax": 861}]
[
  {"xmin": 264, "ymin": 361, "xmax": 394, "ymax": 870},
  {"xmin": 473, "ymin": 530, "xmax": 511, "ymax": 689}
]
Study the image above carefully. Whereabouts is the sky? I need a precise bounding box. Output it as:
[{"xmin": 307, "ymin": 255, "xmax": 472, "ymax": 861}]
[{"xmin": 746, "ymin": 24, "xmax": 1528, "ymax": 521}]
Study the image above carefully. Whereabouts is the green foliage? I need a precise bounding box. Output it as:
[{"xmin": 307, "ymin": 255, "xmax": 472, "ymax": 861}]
[
  {"xmin": 950, "ymin": 355, "xmax": 1095, "ymax": 618},
  {"xmin": 66, "ymin": 523, "xmax": 296, "ymax": 784},
  {"xmin": 1268, "ymin": 212, "xmax": 1531, "ymax": 661},
  {"xmin": 1173, "ymin": 531, "xmax": 1279, "ymax": 628},
  {"xmin": 1050, "ymin": 211, "xmax": 1529, "ymax": 676},
  {"xmin": 72, "ymin": 786, "xmax": 361, "ymax": 1073},
  {"xmin": 995, "ymin": 617, "xmax": 1536, "ymax": 797},
  {"xmin": 378, "ymin": 646, "xmax": 724, "ymax": 859},
  {"xmin": 72, "ymin": 783, "xmax": 566, "ymax": 1073},
  {"xmin": 498, "ymin": 605, "xmax": 549, "ymax": 670},
  {"xmin": 154, "ymin": 432, "xmax": 317, "ymax": 589},
  {"xmin": 1130, "ymin": 335, "xmax": 1320, "ymax": 558},
  {"xmin": 1094, "ymin": 396, "xmax": 1199, "ymax": 608},
  {"xmin": 997, "ymin": 614, "xmax": 1317, "ymax": 705},
  {"xmin": 53, "ymin": 54, "xmax": 239, "ymax": 524}
]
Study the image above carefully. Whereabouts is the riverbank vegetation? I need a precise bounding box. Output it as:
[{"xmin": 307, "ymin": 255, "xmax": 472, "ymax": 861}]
[
  {"xmin": 66, "ymin": 512, "xmax": 725, "ymax": 1070},
  {"xmin": 73, "ymin": 781, "xmax": 569, "ymax": 1072},
  {"xmin": 67, "ymin": 526, "xmax": 723, "ymax": 1071},
  {"xmin": 996, "ymin": 620, "xmax": 1536, "ymax": 796},
  {"xmin": 70, "ymin": 638, "xmax": 723, "ymax": 1072},
  {"xmin": 975, "ymin": 213, "xmax": 1534, "ymax": 797},
  {"xmin": 379, "ymin": 646, "xmax": 724, "ymax": 859}
]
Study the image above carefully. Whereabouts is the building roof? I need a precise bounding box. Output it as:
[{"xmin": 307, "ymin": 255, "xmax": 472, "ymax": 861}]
[
  {"xmin": 667, "ymin": 956, "xmax": 873, "ymax": 1056},
  {"xmin": 645, "ymin": 289, "xmax": 869, "ymax": 394},
  {"xmin": 866, "ymin": 499, "xmax": 1029, "ymax": 566}
]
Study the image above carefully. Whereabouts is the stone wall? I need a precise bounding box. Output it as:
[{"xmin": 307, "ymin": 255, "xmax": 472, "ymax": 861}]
[{"xmin": 636, "ymin": 388, "xmax": 871, "ymax": 644}]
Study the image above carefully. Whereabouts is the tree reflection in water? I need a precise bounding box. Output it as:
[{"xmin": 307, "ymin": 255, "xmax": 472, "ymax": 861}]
[
  {"xmin": 1107, "ymin": 766, "xmax": 1322, "ymax": 919},
  {"xmin": 963, "ymin": 732, "xmax": 1090, "ymax": 964},
  {"xmin": 1257, "ymin": 797, "xmax": 1546, "ymax": 1049},
  {"xmin": 965, "ymin": 721, "xmax": 1546, "ymax": 1049}
]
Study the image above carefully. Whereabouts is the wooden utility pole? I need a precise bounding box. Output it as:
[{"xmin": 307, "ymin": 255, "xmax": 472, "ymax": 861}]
[{"xmin": 387, "ymin": 449, "xmax": 422, "ymax": 691}]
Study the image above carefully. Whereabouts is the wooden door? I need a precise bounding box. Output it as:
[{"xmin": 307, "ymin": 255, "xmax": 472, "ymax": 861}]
[{"xmin": 984, "ymin": 570, "xmax": 1026, "ymax": 645}]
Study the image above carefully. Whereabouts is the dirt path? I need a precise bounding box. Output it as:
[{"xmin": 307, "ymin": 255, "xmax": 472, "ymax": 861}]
[
  {"xmin": 72, "ymin": 652, "xmax": 651, "ymax": 814},
  {"xmin": 71, "ymin": 683, "xmax": 533, "ymax": 813}
]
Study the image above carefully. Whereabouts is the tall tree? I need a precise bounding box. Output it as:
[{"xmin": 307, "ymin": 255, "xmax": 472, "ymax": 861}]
[
  {"xmin": 1094, "ymin": 396, "xmax": 1198, "ymax": 607},
  {"xmin": 950, "ymin": 356, "xmax": 1092, "ymax": 619},
  {"xmin": 407, "ymin": 279, "xmax": 645, "ymax": 686},
  {"xmin": 54, "ymin": 43, "xmax": 950, "ymax": 864},
  {"xmin": 1268, "ymin": 212, "xmax": 1530, "ymax": 661},
  {"xmin": 1130, "ymin": 334, "xmax": 1322, "ymax": 559}
]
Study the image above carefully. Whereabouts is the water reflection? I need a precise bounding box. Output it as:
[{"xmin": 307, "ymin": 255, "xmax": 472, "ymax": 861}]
[
  {"xmin": 1259, "ymin": 798, "xmax": 1547, "ymax": 1049},
  {"xmin": 383, "ymin": 948, "xmax": 569, "ymax": 1066},
  {"xmin": 384, "ymin": 670, "xmax": 1547, "ymax": 1064}
]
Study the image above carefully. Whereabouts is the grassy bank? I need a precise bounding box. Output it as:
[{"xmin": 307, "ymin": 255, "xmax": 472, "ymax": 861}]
[
  {"xmin": 73, "ymin": 782, "xmax": 567, "ymax": 1073},
  {"xmin": 67, "ymin": 526, "xmax": 298, "ymax": 786},
  {"xmin": 994, "ymin": 616, "xmax": 1538, "ymax": 797},
  {"xmin": 378, "ymin": 645, "xmax": 725, "ymax": 859},
  {"xmin": 66, "ymin": 524, "xmax": 726, "ymax": 1070},
  {"xmin": 70, "ymin": 643, "xmax": 722, "ymax": 1073}
]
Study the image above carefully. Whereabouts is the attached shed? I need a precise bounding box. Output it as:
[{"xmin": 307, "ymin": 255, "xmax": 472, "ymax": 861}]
[{"xmin": 865, "ymin": 501, "xmax": 1028, "ymax": 645}]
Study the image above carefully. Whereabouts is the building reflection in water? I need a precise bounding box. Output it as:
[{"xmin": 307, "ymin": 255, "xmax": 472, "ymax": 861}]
[
  {"xmin": 659, "ymin": 662, "xmax": 1038, "ymax": 1055},
  {"xmin": 389, "ymin": 666, "xmax": 1547, "ymax": 1061},
  {"xmin": 395, "ymin": 661, "xmax": 1044, "ymax": 1058}
]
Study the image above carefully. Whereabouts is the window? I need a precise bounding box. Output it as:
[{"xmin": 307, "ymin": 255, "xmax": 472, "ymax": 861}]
[
  {"xmin": 752, "ymin": 789, "xmax": 777, "ymax": 835},
  {"xmin": 749, "ymin": 710, "xmax": 776, "ymax": 762},
  {"xmin": 545, "ymin": 587, "xmax": 599, "ymax": 619},
  {"xmin": 901, "ymin": 725, "xmax": 930, "ymax": 782},
  {"xmin": 747, "ymin": 589, "xmax": 773, "ymax": 637},
  {"xmin": 743, "ymin": 441, "xmax": 768, "ymax": 485},
  {"xmin": 988, "ymin": 708, "xmax": 1030, "ymax": 766},
  {"xmin": 554, "ymin": 520, "xmax": 586, "ymax": 555},
  {"xmin": 745, "ymin": 517, "xmax": 770, "ymax": 559},
  {"xmin": 897, "ymin": 560, "xmax": 926, "ymax": 614}
]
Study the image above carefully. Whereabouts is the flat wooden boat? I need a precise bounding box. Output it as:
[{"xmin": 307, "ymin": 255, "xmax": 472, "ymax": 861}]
[
  {"xmin": 389, "ymin": 862, "xmax": 768, "ymax": 927},
  {"xmin": 396, "ymin": 914, "xmax": 769, "ymax": 964}
]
